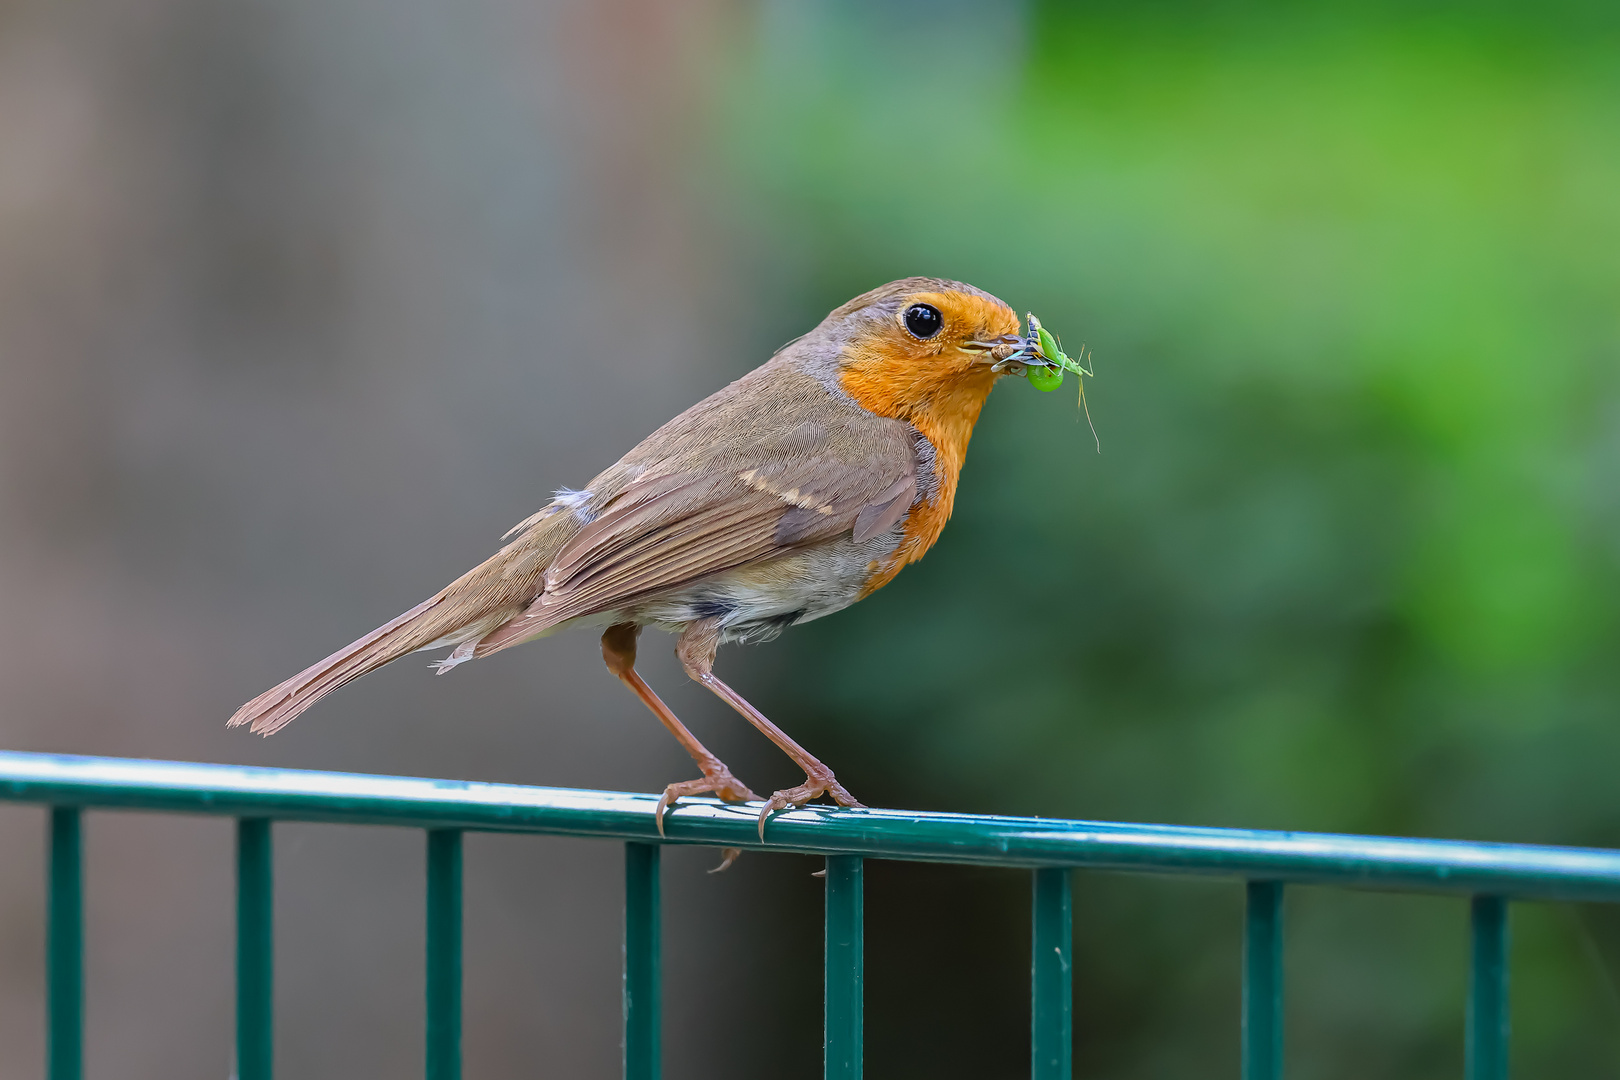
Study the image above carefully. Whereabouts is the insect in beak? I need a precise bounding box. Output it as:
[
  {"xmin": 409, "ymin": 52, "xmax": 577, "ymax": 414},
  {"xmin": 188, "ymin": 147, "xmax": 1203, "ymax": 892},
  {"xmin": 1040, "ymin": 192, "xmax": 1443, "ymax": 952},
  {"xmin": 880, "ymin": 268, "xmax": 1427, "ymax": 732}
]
[
  {"xmin": 960, "ymin": 333, "xmax": 1030, "ymax": 370},
  {"xmin": 966, "ymin": 333, "xmax": 1054, "ymax": 374}
]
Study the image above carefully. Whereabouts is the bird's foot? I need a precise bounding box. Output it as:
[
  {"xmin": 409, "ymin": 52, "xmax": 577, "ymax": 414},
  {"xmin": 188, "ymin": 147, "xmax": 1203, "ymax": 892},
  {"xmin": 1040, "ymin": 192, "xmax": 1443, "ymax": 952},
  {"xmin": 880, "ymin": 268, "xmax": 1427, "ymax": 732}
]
[
  {"xmin": 655, "ymin": 768, "xmax": 760, "ymax": 837},
  {"xmin": 756, "ymin": 768, "xmax": 864, "ymax": 840},
  {"xmin": 708, "ymin": 848, "xmax": 743, "ymax": 874}
]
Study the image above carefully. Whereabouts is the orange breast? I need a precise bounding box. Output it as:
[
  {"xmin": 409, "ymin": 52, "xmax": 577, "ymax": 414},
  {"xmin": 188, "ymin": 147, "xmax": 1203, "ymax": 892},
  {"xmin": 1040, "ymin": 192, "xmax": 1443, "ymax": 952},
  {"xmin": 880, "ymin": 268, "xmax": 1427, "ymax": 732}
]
[{"xmin": 839, "ymin": 351, "xmax": 1000, "ymax": 598}]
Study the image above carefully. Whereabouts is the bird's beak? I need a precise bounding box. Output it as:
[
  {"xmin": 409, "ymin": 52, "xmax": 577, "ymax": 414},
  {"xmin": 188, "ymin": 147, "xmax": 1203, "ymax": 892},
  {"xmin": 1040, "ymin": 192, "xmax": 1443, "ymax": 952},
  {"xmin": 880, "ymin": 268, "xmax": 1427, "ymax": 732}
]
[
  {"xmin": 960, "ymin": 333, "xmax": 1028, "ymax": 367},
  {"xmin": 962, "ymin": 332, "xmax": 1054, "ymax": 373}
]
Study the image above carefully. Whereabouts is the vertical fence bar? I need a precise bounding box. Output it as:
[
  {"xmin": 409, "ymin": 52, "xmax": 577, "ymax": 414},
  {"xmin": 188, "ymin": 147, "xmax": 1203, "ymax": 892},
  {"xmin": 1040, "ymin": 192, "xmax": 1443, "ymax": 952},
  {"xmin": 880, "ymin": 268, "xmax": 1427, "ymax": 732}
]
[
  {"xmin": 1031, "ymin": 867, "xmax": 1073, "ymax": 1080},
  {"xmin": 624, "ymin": 842, "xmax": 661, "ymax": 1080},
  {"xmin": 237, "ymin": 818, "xmax": 273, "ymax": 1080},
  {"xmin": 1467, "ymin": 895, "xmax": 1509, "ymax": 1080},
  {"xmin": 48, "ymin": 807, "xmax": 83, "ymax": 1080},
  {"xmin": 1243, "ymin": 881, "xmax": 1285, "ymax": 1080},
  {"xmin": 824, "ymin": 855, "xmax": 864, "ymax": 1080},
  {"xmin": 426, "ymin": 830, "xmax": 463, "ymax": 1080}
]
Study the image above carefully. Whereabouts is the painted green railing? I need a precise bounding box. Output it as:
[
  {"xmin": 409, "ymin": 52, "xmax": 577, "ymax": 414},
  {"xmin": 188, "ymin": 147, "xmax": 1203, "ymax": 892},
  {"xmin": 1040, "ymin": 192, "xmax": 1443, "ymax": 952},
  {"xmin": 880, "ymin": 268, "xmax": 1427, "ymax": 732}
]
[{"xmin": 5, "ymin": 751, "xmax": 1620, "ymax": 1080}]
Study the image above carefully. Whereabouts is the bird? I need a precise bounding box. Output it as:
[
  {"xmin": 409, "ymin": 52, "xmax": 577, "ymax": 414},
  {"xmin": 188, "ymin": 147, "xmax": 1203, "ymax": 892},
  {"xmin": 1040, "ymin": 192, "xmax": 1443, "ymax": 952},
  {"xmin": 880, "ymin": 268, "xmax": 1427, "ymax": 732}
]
[{"xmin": 230, "ymin": 277, "xmax": 1034, "ymax": 839}]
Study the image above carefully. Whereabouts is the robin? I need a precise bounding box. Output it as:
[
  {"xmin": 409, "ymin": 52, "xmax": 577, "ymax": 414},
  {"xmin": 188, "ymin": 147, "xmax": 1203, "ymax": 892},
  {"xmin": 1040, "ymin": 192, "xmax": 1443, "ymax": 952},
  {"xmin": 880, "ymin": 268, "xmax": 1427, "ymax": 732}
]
[{"xmin": 230, "ymin": 277, "xmax": 1047, "ymax": 838}]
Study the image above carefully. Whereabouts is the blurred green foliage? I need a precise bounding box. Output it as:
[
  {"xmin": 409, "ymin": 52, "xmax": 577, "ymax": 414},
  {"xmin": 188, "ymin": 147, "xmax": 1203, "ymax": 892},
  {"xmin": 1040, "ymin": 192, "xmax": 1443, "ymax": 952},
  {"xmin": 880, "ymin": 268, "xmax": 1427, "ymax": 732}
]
[{"xmin": 713, "ymin": 2, "xmax": 1620, "ymax": 1076}]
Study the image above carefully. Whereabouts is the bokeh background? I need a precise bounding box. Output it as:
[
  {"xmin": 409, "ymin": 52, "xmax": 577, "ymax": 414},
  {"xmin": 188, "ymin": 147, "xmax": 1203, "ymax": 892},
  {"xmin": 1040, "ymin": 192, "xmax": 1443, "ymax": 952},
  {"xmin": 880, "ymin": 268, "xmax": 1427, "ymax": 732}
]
[{"xmin": 2, "ymin": 0, "xmax": 1618, "ymax": 1076}]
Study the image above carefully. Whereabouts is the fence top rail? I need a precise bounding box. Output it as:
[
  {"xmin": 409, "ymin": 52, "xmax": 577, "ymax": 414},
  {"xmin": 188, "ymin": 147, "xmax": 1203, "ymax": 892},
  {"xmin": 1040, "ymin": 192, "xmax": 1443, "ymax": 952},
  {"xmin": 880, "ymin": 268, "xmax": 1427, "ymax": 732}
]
[{"xmin": 3, "ymin": 750, "xmax": 1618, "ymax": 902}]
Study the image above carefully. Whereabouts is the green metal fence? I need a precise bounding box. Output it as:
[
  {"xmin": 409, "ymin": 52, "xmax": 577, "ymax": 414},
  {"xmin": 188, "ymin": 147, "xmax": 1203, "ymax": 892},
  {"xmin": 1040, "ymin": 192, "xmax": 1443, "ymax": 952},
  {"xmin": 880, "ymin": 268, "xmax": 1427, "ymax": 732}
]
[{"xmin": 5, "ymin": 750, "xmax": 1620, "ymax": 1080}]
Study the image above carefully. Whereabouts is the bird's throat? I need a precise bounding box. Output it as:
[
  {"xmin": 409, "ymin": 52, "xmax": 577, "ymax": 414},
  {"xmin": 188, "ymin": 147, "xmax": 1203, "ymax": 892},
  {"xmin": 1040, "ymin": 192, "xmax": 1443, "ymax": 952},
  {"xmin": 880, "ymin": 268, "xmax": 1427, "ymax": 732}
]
[{"xmin": 838, "ymin": 356, "xmax": 998, "ymax": 596}]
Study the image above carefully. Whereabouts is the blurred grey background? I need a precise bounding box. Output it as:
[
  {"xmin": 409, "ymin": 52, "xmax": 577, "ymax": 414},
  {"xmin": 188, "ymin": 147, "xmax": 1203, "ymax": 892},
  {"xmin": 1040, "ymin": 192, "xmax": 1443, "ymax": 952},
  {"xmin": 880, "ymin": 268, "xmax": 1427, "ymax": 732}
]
[
  {"xmin": 0, "ymin": 0, "xmax": 794, "ymax": 1075},
  {"xmin": 4, "ymin": 0, "xmax": 1620, "ymax": 1077}
]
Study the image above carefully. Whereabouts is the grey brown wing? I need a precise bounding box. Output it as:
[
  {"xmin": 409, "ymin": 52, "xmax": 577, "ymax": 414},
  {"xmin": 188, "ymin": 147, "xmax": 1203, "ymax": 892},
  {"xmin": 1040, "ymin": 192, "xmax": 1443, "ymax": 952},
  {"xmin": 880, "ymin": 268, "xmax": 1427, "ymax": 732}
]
[{"xmin": 471, "ymin": 436, "xmax": 919, "ymax": 656}]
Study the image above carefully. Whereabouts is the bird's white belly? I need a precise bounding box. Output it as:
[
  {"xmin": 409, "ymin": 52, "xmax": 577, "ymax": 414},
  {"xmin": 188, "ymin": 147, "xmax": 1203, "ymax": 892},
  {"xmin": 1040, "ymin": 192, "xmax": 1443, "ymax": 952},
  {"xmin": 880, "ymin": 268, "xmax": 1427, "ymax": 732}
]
[{"xmin": 623, "ymin": 528, "xmax": 905, "ymax": 643}]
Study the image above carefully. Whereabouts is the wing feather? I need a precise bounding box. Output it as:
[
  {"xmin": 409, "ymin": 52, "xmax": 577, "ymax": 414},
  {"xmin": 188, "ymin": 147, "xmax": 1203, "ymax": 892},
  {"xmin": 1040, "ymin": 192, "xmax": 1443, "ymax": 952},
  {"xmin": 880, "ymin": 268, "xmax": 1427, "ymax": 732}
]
[{"xmin": 469, "ymin": 365, "xmax": 929, "ymax": 659}]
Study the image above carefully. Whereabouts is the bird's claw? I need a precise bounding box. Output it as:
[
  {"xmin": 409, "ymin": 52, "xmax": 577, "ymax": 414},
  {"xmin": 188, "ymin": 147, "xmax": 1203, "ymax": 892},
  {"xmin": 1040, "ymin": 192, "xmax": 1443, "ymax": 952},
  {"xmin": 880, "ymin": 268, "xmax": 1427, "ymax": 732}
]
[
  {"xmin": 655, "ymin": 769, "xmax": 760, "ymax": 837},
  {"xmin": 708, "ymin": 847, "xmax": 743, "ymax": 874},
  {"xmin": 755, "ymin": 771, "xmax": 865, "ymax": 840}
]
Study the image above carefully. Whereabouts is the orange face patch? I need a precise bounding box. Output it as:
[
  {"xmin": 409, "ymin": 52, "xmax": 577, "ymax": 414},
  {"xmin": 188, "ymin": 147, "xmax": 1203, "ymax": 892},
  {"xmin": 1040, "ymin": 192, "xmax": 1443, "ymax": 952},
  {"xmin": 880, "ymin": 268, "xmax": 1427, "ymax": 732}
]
[{"xmin": 837, "ymin": 289, "xmax": 1019, "ymax": 596}]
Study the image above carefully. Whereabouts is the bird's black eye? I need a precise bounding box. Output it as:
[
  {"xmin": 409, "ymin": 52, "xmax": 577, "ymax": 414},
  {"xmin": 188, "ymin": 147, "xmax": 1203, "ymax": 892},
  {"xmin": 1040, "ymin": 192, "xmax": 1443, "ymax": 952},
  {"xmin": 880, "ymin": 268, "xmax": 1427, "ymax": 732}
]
[{"xmin": 903, "ymin": 303, "xmax": 943, "ymax": 339}]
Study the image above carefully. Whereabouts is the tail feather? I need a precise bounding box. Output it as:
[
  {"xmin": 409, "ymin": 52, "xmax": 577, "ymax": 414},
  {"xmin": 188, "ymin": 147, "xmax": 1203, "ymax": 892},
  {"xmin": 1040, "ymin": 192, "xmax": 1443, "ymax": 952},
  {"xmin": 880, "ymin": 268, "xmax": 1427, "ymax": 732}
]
[
  {"xmin": 229, "ymin": 502, "xmax": 578, "ymax": 735},
  {"xmin": 228, "ymin": 597, "xmax": 451, "ymax": 735}
]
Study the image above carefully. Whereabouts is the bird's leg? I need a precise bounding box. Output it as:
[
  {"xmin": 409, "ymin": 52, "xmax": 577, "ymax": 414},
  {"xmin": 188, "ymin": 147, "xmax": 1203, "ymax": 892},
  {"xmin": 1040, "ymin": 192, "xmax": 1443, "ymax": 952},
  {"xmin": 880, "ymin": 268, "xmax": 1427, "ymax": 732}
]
[
  {"xmin": 601, "ymin": 623, "xmax": 759, "ymax": 837},
  {"xmin": 676, "ymin": 621, "xmax": 864, "ymax": 840}
]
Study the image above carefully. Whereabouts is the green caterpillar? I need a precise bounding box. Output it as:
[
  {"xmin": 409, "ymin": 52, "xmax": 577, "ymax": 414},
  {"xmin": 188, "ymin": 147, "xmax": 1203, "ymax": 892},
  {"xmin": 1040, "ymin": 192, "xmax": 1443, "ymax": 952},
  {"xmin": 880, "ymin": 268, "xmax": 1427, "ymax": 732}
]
[
  {"xmin": 1021, "ymin": 314, "xmax": 1090, "ymax": 391},
  {"xmin": 1020, "ymin": 313, "xmax": 1099, "ymax": 451}
]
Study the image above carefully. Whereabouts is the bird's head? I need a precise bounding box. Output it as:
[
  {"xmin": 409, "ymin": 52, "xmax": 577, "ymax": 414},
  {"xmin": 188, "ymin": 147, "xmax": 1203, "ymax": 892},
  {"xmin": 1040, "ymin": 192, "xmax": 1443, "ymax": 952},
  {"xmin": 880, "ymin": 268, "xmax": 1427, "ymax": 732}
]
[{"xmin": 800, "ymin": 278, "xmax": 1022, "ymax": 441}]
